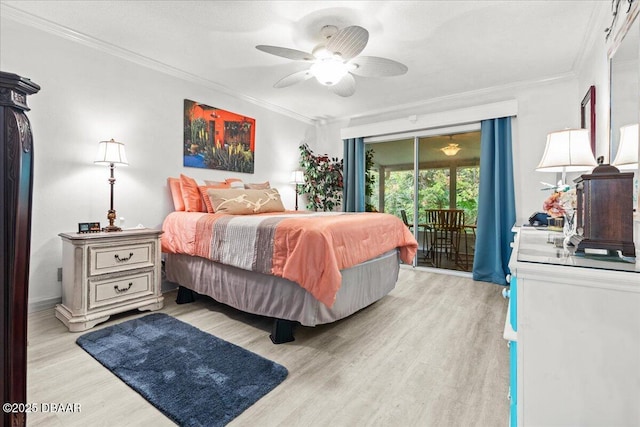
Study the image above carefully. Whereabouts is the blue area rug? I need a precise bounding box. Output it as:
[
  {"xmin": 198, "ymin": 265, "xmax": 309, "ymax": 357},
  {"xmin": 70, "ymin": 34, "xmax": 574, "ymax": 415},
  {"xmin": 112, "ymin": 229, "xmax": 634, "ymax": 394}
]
[{"xmin": 76, "ymin": 313, "xmax": 288, "ymax": 426}]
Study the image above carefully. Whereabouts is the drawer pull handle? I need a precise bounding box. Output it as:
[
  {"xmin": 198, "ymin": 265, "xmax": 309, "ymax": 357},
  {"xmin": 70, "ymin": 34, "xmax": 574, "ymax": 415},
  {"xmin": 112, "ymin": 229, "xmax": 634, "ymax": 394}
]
[
  {"xmin": 114, "ymin": 282, "xmax": 133, "ymax": 293},
  {"xmin": 114, "ymin": 252, "xmax": 134, "ymax": 262}
]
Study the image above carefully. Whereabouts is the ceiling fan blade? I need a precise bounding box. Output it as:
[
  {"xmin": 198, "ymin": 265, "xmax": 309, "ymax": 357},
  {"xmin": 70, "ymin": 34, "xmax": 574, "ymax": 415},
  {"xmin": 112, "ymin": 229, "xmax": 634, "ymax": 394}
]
[
  {"xmin": 256, "ymin": 45, "xmax": 314, "ymax": 61},
  {"xmin": 328, "ymin": 73, "xmax": 356, "ymax": 97},
  {"xmin": 348, "ymin": 56, "xmax": 408, "ymax": 77},
  {"xmin": 273, "ymin": 69, "xmax": 313, "ymax": 88},
  {"xmin": 325, "ymin": 26, "xmax": 369, "ymax": 60}
]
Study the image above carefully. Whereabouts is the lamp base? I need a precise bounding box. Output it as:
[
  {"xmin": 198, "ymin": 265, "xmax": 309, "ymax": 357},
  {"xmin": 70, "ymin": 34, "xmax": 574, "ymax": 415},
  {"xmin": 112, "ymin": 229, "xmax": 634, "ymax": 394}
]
[{"xmin": 103, "ymin": 209, "xmax": 121, "ymax": 232}]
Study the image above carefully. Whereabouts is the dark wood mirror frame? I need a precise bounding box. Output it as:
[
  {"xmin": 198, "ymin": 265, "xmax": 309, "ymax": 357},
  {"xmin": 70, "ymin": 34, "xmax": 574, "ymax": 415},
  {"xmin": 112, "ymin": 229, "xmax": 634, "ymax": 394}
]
[
  {"xmin": 581, "ymin": 85, "xmax": 596, "ymax": 155},
  {"xmin": 1, "ymin": 71, "xmax": 40, "ymax": 427}
]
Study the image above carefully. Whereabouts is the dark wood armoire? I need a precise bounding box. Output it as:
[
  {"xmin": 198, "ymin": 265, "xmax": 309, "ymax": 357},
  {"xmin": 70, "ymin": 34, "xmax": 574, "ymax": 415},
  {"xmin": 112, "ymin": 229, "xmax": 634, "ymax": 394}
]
[{"xmin": 1, "ymin": 71, "xmax": 40, "ymax": 427}]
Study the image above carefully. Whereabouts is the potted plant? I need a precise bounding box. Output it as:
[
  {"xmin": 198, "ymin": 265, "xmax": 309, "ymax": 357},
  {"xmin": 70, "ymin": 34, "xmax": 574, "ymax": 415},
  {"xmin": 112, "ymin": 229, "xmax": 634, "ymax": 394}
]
[
  {"xmin": 365, "ymin": 148, "xmax": 377, "ymax": 212},
  {"xmin": 298, "ymin": 143, "xmax": 343, "ymax": 211}
]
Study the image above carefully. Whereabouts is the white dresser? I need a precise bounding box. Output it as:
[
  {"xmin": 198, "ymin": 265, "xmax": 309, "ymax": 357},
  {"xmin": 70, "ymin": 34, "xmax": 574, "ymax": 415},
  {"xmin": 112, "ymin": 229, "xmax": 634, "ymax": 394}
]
[
  {"xmin": 507, "ymin": 227, "xmax": 640, "ymax": 426},
  {"xmin": 55, "ymin": 228, "xmax": 164, "ymax": 331}
]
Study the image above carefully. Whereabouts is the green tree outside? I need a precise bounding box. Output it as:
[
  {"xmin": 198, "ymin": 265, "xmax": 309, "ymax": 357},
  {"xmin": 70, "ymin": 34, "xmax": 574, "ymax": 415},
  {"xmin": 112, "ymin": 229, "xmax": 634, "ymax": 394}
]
[{"xmin": 369, "ymin": 166, "xmax": 479, "ymax": 225}]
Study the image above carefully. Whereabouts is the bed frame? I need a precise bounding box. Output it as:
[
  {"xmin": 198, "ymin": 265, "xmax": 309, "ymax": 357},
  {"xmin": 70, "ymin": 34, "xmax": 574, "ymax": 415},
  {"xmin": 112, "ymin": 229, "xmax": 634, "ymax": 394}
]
[{"xmin": 165, "ymin": 249, "xmax": 401, "ymax": 343}]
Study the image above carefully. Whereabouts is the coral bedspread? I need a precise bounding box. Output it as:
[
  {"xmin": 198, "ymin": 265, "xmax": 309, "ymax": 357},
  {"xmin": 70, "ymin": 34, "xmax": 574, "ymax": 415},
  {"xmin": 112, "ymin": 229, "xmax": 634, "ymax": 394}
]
[{"xmin": 162, "ymin": 211, "xmax": 418, "ymax": 308}]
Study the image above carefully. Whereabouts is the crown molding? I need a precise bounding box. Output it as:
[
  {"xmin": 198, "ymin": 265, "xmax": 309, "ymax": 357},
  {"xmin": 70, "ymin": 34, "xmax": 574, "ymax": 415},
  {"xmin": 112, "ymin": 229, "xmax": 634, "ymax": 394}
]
[
  {"xmin": 0, "ymin": 4, "xmax": 316, "ymax": 125},
  {"xmin": 573, "ymin": 2, "xmax": 610, "ymax": 73}
]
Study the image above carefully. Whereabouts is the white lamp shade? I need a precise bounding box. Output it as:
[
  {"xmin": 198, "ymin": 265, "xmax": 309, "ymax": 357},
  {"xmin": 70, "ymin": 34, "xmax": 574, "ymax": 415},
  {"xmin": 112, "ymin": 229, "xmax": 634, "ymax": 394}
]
[
  {"xmin": 289, "ymin": 170, "xmax": 305, "ymax": 184},
  {"xmin": 536, "ymin": 129, "xmax": 597, "ymax": 172},
  {"xmin": 612, "ymin": 124, "xmax": 639, "ymax": 170},
  {"xmin": 94, "ymin": 139, "xmax": 128, "ymax": 165}
]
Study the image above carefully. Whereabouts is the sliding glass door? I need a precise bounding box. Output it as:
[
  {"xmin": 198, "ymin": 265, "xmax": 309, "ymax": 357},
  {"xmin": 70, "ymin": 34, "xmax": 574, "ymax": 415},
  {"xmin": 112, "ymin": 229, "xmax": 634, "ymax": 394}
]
[{"xmin": 366, "ymin": 126, "xmax": 480, "ymax": 271}]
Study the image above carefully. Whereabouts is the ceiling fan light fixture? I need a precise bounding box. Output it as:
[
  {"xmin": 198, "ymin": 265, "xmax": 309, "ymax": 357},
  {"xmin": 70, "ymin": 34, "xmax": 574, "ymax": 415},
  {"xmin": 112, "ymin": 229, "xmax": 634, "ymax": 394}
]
[
  {"xmin": 311, "ymin": 45, "xmax": 332, "ymax": 59},
  {"xmin": 441, "ymin": 143, "xmax": 461, "ymax": 156},
  {"xmin": 257, "ymin": 25, "xmax": 406, "ymax": 96},
  {"xmin": 310, "ymin": 57, "xmax": 348, "ymax": 86}
]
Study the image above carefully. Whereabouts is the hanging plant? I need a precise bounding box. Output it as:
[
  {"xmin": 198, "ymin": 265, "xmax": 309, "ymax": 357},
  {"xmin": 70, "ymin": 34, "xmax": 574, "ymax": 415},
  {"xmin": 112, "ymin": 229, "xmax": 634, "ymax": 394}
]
[{"xmin": 299, "ymin": 143, "xmax": 343, "ymax": 211}]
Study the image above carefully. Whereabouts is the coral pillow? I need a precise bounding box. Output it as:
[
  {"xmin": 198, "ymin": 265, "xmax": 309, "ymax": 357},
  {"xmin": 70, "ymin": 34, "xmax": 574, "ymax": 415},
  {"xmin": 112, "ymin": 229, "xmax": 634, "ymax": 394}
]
[
  {"xmin": 204, "ymin": 180, "xmax": 227, "ymax": 186},
  {"xmin": 167, "ymin": 177, "xmax": 185, "ymax": 211},
  {"xmin": 179, "ymin": 174, "xmax": 202, "ymax": 212},
  {"xmin": 244, "ymin": 181, "xmax": 271, "ymax": 190},
  {"xmin": 198, "ymin": 183, "xmax": 230, "ymax": 213},
  {"xmin": 206, "ymin": 188, "xmax": 285, "ymax": 214}
]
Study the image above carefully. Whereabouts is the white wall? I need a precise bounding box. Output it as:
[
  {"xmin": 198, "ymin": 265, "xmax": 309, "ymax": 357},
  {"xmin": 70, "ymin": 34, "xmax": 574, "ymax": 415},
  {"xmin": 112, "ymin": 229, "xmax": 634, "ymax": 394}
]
[
  {"xmin": 575, "ymin": 8, "xmax": 613, "ymax": 162},
  {"xmin": 314, "ymin": 119, "xmax": 350, "ymax": 157},
  {"xmin": 1, "ymin": 17, "xmax": 314, "ymax": 309}
]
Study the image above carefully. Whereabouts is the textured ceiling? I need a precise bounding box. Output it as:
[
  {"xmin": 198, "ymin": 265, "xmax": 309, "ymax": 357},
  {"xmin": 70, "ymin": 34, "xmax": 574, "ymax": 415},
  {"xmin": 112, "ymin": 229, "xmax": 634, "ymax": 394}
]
[{"xmin": 2, "ymin": 1, "xmax": 605, "ymax": 123}]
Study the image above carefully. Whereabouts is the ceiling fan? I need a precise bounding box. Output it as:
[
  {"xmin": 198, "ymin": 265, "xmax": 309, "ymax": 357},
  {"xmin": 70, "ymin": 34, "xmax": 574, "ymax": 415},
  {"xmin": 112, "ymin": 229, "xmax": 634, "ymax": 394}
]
[{"xmin": 256, "ymin": 25, "xmax": 408, "ymax": 97}]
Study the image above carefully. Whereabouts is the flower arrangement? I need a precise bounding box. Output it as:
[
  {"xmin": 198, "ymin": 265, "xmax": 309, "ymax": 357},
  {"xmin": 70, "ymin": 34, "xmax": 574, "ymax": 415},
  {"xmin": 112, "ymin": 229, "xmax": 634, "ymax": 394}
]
[
  {"xmin": 543, "ymin": 186, "xmax": 578, "ymax": 246},
  {"xmin": 543, "ymin": 188, "xmax": 577, "ymax": 218}
]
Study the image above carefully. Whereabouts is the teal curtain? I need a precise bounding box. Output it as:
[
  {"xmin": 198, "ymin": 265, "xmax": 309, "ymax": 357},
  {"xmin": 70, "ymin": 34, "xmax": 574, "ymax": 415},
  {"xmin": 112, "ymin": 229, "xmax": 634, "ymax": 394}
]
[
  {"xmin": 472, "ymin": 117, "xmax": 515, "ymax": 285},
  {"xmin": 343, "ymin": 137, "xmax": 365, "ymax": 212}
]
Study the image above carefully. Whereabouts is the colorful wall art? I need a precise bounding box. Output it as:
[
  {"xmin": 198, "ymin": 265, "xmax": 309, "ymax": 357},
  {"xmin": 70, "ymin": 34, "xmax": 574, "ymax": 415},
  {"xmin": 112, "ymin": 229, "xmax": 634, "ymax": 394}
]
[{"xmin": 183, "ymin": 99, "xmax": 255, "ymax": 173}]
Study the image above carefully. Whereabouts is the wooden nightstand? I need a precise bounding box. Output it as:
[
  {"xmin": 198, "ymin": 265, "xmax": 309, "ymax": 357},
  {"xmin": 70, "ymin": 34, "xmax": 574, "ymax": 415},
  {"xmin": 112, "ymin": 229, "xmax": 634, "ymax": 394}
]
[{"xmin": 55, "ymin": 228, "xmax": 164, "ymax": 331}]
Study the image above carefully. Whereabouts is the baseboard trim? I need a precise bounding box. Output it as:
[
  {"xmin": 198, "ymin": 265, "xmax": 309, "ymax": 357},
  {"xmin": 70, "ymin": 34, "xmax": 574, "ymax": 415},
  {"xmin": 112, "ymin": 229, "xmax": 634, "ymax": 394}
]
[{"xmin": 29, "ymin": 296, "xmax": 61, "ymax": 313}]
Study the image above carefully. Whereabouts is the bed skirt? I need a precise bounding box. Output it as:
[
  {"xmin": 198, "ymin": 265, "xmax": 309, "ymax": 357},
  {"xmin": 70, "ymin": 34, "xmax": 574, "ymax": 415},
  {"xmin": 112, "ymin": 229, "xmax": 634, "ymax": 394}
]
[{"xmin": 165, "ymin": 249, "xmax": 400, "ymax": 327}]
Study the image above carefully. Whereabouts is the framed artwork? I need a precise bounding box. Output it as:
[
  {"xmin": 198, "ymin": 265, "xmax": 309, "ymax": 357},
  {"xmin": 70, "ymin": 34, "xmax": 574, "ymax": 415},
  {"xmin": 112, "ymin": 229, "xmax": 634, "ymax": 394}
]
[
  {"xmin": 183, "ymin": 99, "xmax": 255, "ymax": 173},
  {"xmin": 580, "ymin": 85, "xmax": 596, "ymax": 155}
]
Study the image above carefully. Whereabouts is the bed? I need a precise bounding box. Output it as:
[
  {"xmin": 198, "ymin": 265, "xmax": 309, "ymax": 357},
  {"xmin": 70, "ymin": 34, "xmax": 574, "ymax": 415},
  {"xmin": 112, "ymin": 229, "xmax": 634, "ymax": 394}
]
[{"xmin": 161, "ymin": 176, "xmax": 418, "ymax": 343}]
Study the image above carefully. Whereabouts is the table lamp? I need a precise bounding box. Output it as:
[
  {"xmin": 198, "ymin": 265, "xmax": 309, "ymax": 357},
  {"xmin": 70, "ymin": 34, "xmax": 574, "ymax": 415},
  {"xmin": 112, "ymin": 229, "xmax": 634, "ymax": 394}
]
[
  {"xmin": 289, "ymin": 170, "xmax": 305, "ymax": 211},
  {"xmin": 94, "ymin": 139, "xmax": 128, "ymax": 232},
  {"xmin": 536, "ymin": 128, "xmax": 598, "ymax": 186},
  {"xmin": 612, "ymin": 124, "xmax": 638, "ymax": 170}
]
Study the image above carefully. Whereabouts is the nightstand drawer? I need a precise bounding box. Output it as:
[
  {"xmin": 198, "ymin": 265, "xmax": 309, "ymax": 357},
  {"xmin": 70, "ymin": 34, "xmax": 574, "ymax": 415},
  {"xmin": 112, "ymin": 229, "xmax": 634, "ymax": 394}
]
[
  {"xmin": 89, "ymin": 272, "xmax": 153, "ymax": 309},
  {"xmin": 89, "ymin": 242, "xmax": 154, "ymax": 275},
  {"xmin": 57, "ymin": 229, "xmax": 163, "ymax": 331}
]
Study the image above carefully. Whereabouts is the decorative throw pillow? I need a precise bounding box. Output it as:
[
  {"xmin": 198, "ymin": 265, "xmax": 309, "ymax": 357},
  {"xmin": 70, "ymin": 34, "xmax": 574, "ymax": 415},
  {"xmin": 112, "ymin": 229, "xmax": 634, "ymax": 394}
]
[
  {"xmin": 179, "ymin": 174, "xmax": 202, "ymax": 212},
  {"xmin": 206, "ymin": 188, "xmax": 285, "ymax": 214},
  {"xmin": 244, "ymin": 181, "xmax": 271, "ymax": 190},
  {"xmin": 205, "ymin": 179, "xmax": 244, "ymax": 188},
  {"xmin": 204, "ymin": 180, "xmax": 227, "ymax": 186},
  {"xmin": 225, "ymin": 178, "xmax": 245, "ymax": 189},
  {"xmin": 198, "ymin": 183, "xmax": 230, "ymax": 213},
  {"xmin": 167, "ymin": 177, "xmax": 185, "ymax": 211}
]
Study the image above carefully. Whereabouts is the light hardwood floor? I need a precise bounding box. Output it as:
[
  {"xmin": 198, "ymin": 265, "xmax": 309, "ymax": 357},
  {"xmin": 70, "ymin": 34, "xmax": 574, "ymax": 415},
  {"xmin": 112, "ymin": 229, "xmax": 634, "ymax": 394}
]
[{"xmin": 26, "ymin": 268, "xmax": 510, "ymax": 426}]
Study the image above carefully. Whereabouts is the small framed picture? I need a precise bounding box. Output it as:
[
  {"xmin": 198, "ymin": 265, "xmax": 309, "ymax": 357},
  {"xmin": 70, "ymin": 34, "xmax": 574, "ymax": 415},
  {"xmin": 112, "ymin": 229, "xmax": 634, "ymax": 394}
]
[{"xmin": 78, "ymin": 222, "xmax": 101, "ymax": 233}]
